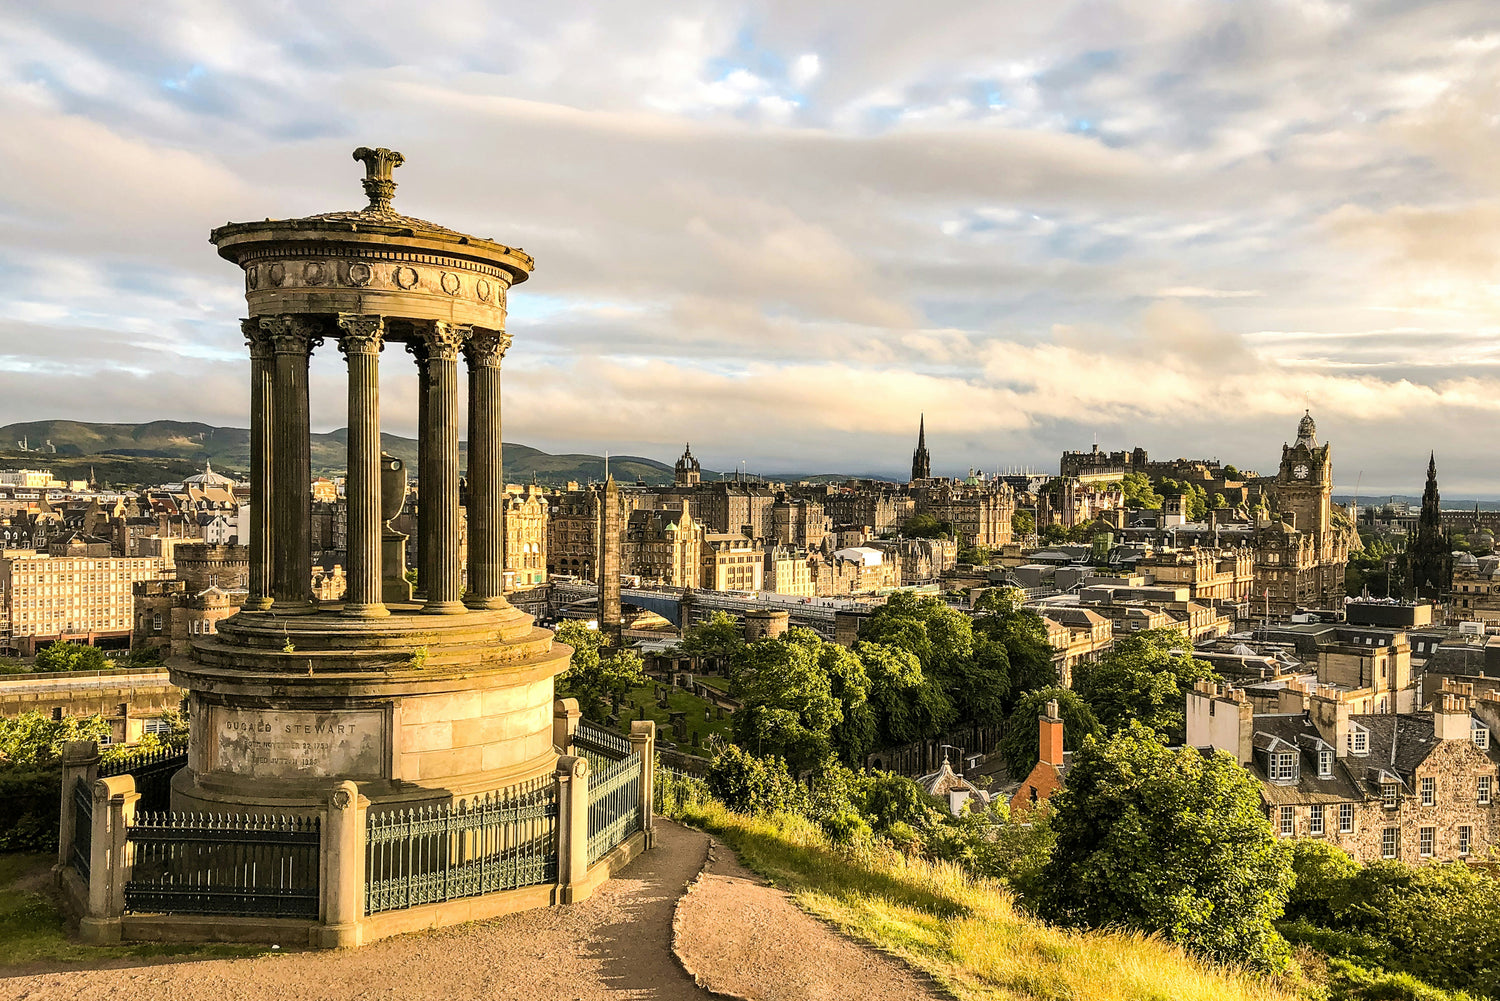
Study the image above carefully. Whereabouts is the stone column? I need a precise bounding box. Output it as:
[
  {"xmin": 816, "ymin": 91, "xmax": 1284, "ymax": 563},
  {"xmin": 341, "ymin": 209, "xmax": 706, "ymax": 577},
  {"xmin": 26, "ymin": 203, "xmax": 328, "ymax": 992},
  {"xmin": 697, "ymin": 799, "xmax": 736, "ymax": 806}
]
[
  {"xmin": 337, "ymin": 314, "xmax": 388, "ymax": 618},
  {"xmin": 409, "ymin": 342, "xmax": 431, "ymax": 597},
  {"xmin": 554, "ymin": 754, "xmax": 590, "ymax": 904},
  {"xmin": 57, "ymin": 739, "xmax": 99, "ymax": 868},
  {"xmin": 629, "ymin": 719, "xmax": 657, "ymax": 849},
  {"xmin": 242, "ymin": 320, "xmax": 275, "ymax": 611},
  {"xmin": 463, "ymin": 330, "xmax": 512, "ymax": 609},
  {"xmin": 317, "ymin": 781, "xmax": 367, "ymax": 949},
  {"xmin": 414, "ymin": 322, "xmax": 468, "ymax": 613},
  {"xmin": 79, "ymin": 774, "xmax": 138, "ymax": 945},
  {"xmin": 264, "ymin": 315, "xmax": 323, "ymax": 613}
]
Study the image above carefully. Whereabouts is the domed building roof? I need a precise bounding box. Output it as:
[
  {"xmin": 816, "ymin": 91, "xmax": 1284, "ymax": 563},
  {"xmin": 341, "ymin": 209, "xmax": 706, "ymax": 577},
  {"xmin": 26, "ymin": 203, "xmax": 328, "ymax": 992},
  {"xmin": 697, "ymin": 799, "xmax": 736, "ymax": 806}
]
[{"xmin": 183, "ymin": 461, "xmax": 236, "ymax": 489}]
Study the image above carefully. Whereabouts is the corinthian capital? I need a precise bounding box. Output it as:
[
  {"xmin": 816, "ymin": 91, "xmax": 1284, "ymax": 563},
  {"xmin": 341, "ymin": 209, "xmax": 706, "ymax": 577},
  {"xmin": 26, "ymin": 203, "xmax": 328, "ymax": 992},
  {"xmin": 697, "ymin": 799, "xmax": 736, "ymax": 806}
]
[
  {"xmin": 260, "ymin": 314, "xmax": 326, "ymax": 355},
  {"xmin": 462, "ymin": 329, "xmax": 512, "ymax": 369},
  {"xmin": 336, "ymin": 314, "xmax": 385, "ymax": 356},
  {"xmin": 411, "ymin": 320, "xmax": 468, "ymax": 362},
  {"xmin": 241, "ymin": 318, "xmax": 274, "ymax": 360}
]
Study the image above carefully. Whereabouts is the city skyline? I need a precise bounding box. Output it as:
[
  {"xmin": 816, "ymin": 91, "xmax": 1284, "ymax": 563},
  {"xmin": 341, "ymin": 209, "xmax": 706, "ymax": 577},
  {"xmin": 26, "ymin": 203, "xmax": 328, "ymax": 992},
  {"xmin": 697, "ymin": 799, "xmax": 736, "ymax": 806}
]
[{"xmin": 3, "ymin": 3, "xmax": 1498, "ymax": 493}]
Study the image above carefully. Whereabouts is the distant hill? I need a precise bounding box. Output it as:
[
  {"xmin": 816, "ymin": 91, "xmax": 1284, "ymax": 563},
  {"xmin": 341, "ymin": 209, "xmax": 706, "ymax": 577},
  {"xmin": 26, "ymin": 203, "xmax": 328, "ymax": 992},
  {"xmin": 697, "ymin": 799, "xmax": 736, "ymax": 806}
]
[
  {"xmin": 0, "ymin": 420, "xmax": 685, "ymax": 487},
  {"xmin": 0, "ymin": 420, "xmax": 905, "ymax": 489}
]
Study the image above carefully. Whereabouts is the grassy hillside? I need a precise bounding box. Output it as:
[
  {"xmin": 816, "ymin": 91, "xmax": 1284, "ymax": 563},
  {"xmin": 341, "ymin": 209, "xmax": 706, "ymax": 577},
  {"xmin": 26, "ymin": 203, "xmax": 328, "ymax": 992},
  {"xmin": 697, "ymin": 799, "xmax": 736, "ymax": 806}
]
[{"xmin": 665, "ymin": 794, "xmax": 1301, "ymax": 1001}]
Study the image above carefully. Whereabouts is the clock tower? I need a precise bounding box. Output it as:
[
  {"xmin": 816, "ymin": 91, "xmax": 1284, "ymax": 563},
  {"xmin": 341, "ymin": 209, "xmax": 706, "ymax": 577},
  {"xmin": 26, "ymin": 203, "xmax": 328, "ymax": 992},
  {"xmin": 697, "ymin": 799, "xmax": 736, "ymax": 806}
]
[{"xmin": 1276, "ymin": 410, "xmax": 1333, "ymax": 537}]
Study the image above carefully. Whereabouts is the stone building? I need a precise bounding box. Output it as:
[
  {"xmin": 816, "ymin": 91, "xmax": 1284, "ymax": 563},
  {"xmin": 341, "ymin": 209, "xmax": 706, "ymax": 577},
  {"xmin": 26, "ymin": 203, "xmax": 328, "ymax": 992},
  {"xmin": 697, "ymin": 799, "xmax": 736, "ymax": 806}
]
[
  {"xmin": 1451, "ymin": 554, "xmax": 1500, "ymax": 622},
  {"xmin": 1190, "ymin": 680, "xmax": 1500, "ymax": 863},
  {"xmin": 1, "ymin": 553, "xmax": 166, "ymax": 656},
  {"xmin": 1039, "ymin": 607, "xmax": 1113, "ymax": 686},
  {"xmin": 770, "ymin": 496, "xmax": 829, "ymax": 550},
  {"xmin": 910, "ymin": 475, "xmax": 1015, "ymax": 550},
  {"xmin": 763, "ymin": 545, "xmax": 814, "ymax": 597},
  {"xmin": 1256, "ymin": 412, "xmax": 1350, "ymax": 615},
  {"xmin": 868, "ymin": 537, "xmax": 956, "ymax": 584},
  {"xmin": 132, "ymin": 543, "xmax": 251, "ymax": 657},
  {"xmin": 673, "ymin": 443, "xmax": 701, "ymax": 487},
  {"xmin": 809, "ymin": 546, "xmax": 898, "ymax": 597},
  {"xmin": 502, "ymin": 483, "xmax": 548, "ymax": 591},
  {"xmin": 701, "ymin": 533, "xmax": 764, "ymax": 591},
  {"xmin": 1136, "ymin": 547, "xmax": 1255, "ymax": 604},
  {"xmin": 623, "ymin": 508, "xmax": 702, "ymax": 587}
]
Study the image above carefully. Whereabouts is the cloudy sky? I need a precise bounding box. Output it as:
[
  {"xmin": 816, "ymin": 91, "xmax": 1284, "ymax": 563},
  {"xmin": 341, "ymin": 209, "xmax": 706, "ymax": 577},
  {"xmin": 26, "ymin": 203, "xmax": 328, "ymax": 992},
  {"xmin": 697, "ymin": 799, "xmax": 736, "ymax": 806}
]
[{"xmin": 2, "ymin": 2, "xmax": 1498, "ymax": 493}]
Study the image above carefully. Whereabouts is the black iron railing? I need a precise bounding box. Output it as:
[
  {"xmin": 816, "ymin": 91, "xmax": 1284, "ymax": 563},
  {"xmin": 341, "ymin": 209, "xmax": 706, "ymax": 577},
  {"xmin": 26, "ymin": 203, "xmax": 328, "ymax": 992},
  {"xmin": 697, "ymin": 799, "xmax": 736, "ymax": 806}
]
[
  {"xmin": 365, "ymin": 777, "xmax": 558, "ymax": 915},
  {"xmin": 124, "ymin": 813, "xmax": 321, "ymax": 919},
  {"xmin": 101, "ymin": 739, "xmax": 187, "ymax": 813},
  {"xmin": 587, "ymin": 754, "xmax": 642, "ymax": 866},
  {"xmin": 71, "ymin": 777, "xmax": 92, "ymax": 879},
  {"xmin": 574, "ymin": 720, "xmax": 632, "ymax": 773}
]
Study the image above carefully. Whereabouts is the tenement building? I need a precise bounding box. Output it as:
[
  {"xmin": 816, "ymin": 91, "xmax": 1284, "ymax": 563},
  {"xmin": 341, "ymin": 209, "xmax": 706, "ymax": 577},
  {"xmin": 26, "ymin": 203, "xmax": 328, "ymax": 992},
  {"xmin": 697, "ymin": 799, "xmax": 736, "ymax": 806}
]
[
  {"xmin": 623, "ymin": 508, "xmax": 703, "ymax": 587},
  {"xmin": 1, "ymin": 552, "xmax": 166, "ymax": 655},
  {"xmin": 1190, "ymin": 680, "xmax": 1500, "ymax": 863},
  {"xmin": 501, "ymin": 483, "xmax": 548, "ymax": 591}
]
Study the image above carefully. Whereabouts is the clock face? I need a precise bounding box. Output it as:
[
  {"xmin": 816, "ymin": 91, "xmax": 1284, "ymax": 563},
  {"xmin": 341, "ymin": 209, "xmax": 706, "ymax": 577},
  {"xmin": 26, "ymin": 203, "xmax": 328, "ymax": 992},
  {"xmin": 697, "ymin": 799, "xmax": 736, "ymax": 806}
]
[{"xmin": 1293, "ymin": 463, "xmax": 1310, "ymax": 480}]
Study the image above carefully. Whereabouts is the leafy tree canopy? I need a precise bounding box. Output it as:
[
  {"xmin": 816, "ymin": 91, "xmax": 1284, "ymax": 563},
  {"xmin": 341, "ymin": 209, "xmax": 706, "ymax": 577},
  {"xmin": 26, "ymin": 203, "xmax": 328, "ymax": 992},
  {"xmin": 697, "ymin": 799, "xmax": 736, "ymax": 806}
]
[
  {"xmin": 730, "ymin": 627, "xmax": 845, "ymax": 772},
  {"xmin": 1035, "ymin": 724, "xmax": 1293, "ymax": 972},
  {"xmin": 35, "ymin": 642, "xmax": 110, "ymax": 673},
  {"xmin": 1073, "ymin": 628, "xmax": 1216, "ymax": 741},
  {"xmin": 899, "ymin": 514, "xmax": 953, "ymax": 540},
  {"xmin": 678, "ymin": 611, "xmax": 746, "ymax": 667},
  {"xmin": 0, "ymin": 712, "xmax": 113, "ymax": 769},
  {"xmin": 554, "ymin": 620, "xmax": 646, "ymax": 721},
  {"xmin": 854, "ymin": 641, "xmax": 955, "ymax": 749}
]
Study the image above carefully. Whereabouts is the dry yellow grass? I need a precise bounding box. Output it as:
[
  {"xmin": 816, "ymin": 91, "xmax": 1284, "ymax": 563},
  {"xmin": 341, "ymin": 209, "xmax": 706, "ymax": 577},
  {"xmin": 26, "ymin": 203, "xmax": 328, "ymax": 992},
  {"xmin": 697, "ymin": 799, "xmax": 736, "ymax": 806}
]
[{"xmin": 674, "ymin": 800, "xmax": 1302, "ymax": 1001}]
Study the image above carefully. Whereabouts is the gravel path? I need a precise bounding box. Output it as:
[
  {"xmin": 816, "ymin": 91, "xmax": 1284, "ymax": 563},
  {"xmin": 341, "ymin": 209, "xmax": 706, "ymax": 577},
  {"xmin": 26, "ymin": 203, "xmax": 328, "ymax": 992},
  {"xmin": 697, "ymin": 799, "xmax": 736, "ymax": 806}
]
[{"xmin": 673, "ymin": 840, "xmax": 945, "ymax": 1001}]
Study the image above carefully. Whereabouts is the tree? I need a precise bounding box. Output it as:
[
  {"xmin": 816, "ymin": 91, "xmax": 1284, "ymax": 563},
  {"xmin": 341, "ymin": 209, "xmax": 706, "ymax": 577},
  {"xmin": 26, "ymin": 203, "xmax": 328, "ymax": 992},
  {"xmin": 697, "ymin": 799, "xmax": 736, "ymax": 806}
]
[
  {"xmin": 1120, "ymin": 472, "xmax": 1163, "ymax": 510},
  {"xmin": 999, "ymin": 688, "xmax": 1101, "ymax": 780},
  {"xmin": 678, "ymin": 611, "xmax": 745, "ymax": 674},
  {"xmin": 0, "ymin": 711, "xmax": 113, "ymax": 768},
  {"xmin": 731, "ymin": 628, "xmax": 843, "ymax": 772},
  {"xmin": 1012, "ymin": 511, "xmax": 1036, "ymax": 538},
  {"xmin": 971, "ymin": 588, "xmax": 1057, "ymax": 700},
  {"xmin": 855, "ymin": 641, "xmax": 955, "ymax": 748},
  {"xmin": 35, "ymin": 642, "xmax": 110, "ymax": 673},
  {"xmin": 899, "ymin": 514, "xmax": 952, "ymax": 539},
  {"xmin": 1073, "ymin": 629, "xmax": 1216, "ymax": 741},
  {"xmin": 1035, "ymin": 724, "xmax": 1293, "ymax": 972},
  {"xmin": 553, "ymin": 620, "xmax": 646, "ymax": 720},
  {"xmin": 1223, "ymin": 465, "xmax": 1242, "ymax": 481}
]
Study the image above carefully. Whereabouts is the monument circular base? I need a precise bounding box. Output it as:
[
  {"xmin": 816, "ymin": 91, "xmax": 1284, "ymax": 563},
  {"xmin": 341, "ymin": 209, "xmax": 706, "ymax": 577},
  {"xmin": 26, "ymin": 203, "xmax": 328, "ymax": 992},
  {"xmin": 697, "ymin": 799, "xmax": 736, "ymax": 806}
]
[{"xmin": 169, "ymin": 604, "xmax": 571, "ymax": 815}]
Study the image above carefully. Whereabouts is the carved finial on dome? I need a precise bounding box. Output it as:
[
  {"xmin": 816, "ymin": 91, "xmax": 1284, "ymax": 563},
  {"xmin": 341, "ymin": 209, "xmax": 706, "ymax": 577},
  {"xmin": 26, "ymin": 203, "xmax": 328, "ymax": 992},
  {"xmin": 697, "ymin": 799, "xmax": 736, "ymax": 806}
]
[
  {"xmin": 1297, "ymin": 409, "xmax": 1317, "ymax": 446},
  {"xmin": 352, "ymin": 146, "xmax": 405, "ymax": 213}
]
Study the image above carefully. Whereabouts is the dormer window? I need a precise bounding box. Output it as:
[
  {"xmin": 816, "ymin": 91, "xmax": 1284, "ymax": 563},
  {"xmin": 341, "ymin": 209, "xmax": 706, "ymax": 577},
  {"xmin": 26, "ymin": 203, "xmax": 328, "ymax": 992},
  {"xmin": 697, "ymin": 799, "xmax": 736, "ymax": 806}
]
[
  {"xmin": 1349, "ymin": 726, "xmax": 1369, "ymax": 756},
  {"xmin": 1475, "ymin": 724, "xmax": 1490, "ymax": 751},
  {"xmin": 1319, "ymin": 749, "xmax": 1333, "ymax": 778},
  {"xmin": 1272, "ymin": 751, "xmax": 1296, "ymax": 783}
]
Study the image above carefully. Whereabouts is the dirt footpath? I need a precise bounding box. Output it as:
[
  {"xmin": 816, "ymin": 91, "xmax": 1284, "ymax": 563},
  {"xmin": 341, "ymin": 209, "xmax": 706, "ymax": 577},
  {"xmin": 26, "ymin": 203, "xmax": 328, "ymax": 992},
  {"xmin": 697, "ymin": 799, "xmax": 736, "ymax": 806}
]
[
  {"xmin": 2, "ymin": 821, "xmax": 944, "ymax": 1001},
  {"xmin": 673, "ymin": 840, "xmax": 945, "ymax": 1001},
  {"xmin": 2, "ymin": 822, "xmax": 715, "ymax": 1001}
]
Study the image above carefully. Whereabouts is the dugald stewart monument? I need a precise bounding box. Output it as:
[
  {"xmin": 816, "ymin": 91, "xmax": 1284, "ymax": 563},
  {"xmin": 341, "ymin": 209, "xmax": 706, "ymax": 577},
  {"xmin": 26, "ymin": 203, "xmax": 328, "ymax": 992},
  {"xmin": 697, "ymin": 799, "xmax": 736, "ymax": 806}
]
[
  {"xmin": 51, "ymin": 148, "xmax": 656, "ymax": 953},
  {"xmin": 181, "ymin": 146, "xmax": 570, "ymax": 813}
]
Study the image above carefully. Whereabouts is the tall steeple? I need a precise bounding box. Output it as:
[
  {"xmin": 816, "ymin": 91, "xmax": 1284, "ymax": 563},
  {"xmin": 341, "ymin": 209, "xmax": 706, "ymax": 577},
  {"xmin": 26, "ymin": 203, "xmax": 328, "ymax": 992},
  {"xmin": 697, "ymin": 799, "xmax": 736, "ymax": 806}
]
[
  {"xmin": 911, "ymin": 414, "xmax": 931, "ymax": 482},
  {"xmin": 1409, "ymin": 452, "xmax": 1450, "ymax": 600}
]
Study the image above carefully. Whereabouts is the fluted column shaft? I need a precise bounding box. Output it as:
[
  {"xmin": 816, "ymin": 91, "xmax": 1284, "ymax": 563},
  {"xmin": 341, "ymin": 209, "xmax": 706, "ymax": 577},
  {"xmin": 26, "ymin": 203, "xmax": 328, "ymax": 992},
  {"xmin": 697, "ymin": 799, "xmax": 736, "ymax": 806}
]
[
  {"xmin": 463, "ymin": 330, "xmax": 512, "ymax": 609},
  {"xmin": 338, "ymin": 314, "xmax": 387, "ymax": 617},
  {"xmin": 413, "ymin": 346, "xmax": 431, "ymax": 597},
  {"xmin": 264, "ymin": 315, "xmax": 322, "ymax": 611},
  {"xmin": 242, "ymin": 320, "xmax": 274, "ymax": 611},
  {"xmin": 416, "ymin": 322, "xmax": 467, "ymax": 613}
]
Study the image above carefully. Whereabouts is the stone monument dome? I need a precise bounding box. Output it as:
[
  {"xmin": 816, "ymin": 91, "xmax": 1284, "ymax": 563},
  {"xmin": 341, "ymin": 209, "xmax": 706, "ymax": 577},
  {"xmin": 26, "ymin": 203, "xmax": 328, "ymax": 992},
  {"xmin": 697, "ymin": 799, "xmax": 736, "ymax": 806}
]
[{"xmin": 171, "ymin": 148, "xmax": 571, "ymax": 814}]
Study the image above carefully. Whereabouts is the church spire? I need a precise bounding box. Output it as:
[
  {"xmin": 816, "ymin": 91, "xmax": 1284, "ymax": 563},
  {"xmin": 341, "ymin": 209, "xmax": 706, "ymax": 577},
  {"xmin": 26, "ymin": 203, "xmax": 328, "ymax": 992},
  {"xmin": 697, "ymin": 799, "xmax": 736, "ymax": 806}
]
[
  {"xmin": 1409, "ymin": 451, "xmax": 1449, "ymax": 599},
  {"xmin": 911, "ymin": 414, "xmax": 931, "ymax": 482}
]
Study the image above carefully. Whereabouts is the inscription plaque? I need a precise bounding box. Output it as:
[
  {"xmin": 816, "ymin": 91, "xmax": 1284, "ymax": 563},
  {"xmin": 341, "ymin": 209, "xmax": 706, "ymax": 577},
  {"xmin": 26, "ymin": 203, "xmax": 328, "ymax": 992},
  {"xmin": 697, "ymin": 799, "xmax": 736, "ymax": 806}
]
[{"xmin": 213, "ymin": 707, "xmax": 386, "ymax": 778}]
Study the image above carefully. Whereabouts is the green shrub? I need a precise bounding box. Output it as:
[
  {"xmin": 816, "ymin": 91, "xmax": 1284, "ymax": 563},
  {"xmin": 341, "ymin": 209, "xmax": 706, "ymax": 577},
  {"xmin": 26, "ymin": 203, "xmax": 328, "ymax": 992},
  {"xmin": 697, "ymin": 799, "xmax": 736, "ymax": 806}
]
[
  {"xmin": 706, "ymin": 743, "xmax": 804, "ymax": 815},
  {"xmin": 0, "ymin": 771, "xmax": 60, "ymax": 852}
]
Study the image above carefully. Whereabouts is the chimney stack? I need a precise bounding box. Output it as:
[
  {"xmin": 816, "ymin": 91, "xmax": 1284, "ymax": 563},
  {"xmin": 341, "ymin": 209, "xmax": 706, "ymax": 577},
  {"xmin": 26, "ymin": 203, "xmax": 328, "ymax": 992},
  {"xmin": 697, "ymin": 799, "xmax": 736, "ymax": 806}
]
[
  {"xmin": 1039, "ymin": 700, "xmax": 1064, "ymax": 768},
  {"xmin": 1435, "ymin": 691, "xmax": 1472, "ymax": 741}
]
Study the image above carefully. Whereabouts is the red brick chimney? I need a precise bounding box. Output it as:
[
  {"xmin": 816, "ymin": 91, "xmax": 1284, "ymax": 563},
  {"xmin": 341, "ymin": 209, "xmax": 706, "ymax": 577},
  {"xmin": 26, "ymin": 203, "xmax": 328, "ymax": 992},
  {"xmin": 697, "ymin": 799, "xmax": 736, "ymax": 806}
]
[{"xmin": 1040, "ymin": 699, "xmax": 1064, "ymax": 768}]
